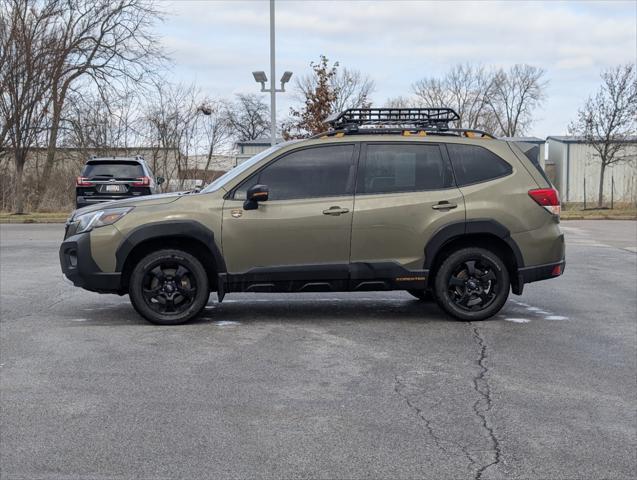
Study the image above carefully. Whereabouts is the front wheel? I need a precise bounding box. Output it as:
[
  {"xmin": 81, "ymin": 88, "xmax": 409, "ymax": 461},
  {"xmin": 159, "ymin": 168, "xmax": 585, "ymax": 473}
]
[
  {"xmin": 434, "ymin": 247, "xmax": 509, "ymax": 321},
  {"xmin": 129, "ymin": 249, "xmax": 209, "ymax": 325}
]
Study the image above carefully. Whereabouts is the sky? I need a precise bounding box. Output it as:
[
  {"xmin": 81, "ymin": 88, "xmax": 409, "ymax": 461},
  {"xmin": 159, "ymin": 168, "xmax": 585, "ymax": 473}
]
[{"xmin": 158, "ymin": 0, "xmax": 637, "ymax": 138}]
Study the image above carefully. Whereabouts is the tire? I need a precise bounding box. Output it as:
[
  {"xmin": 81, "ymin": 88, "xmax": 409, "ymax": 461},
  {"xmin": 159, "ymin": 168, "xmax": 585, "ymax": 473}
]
[
  {"xmin": 407, "ymin": 289, "xmax": 433, "ymax": 301},
  {"xmin": 129, "ymin": 249, "xmax": 209, "ymax": 325},
  {"xmin": 434, "ymin": 247, "xmax": 509, "ymax": 321}
]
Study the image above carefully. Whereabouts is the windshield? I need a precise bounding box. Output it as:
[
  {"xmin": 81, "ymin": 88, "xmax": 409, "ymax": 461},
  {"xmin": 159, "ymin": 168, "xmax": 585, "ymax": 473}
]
[{"xmin": 201, "ymin": 142, "xmax": 296, "ymax": 193}]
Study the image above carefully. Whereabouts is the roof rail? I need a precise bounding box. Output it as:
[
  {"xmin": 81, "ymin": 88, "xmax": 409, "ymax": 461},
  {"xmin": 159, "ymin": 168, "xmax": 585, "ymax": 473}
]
[{"xmin": 325, "ymin": 107, "xmax": 461, "ymax": 130}]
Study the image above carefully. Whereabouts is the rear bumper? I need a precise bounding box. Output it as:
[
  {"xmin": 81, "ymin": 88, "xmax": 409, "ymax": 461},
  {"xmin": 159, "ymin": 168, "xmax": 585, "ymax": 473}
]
[
  {"xmin": 519, "ymin": 259, "xmax": 566, "ymax": 284},
  {"xmin": 59, "ymin": 232, "xmax": 122, "ymax": 293}
]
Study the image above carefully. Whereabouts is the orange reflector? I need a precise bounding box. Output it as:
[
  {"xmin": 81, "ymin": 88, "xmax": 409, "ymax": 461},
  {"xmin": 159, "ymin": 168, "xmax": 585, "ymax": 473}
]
[
  {"xmin": 335, "ymin": 132, "xmax": 345, "ymax": 138},
  {"xmin": 418, "ymin": 131, "xmax": 427, "ymax": 136},
  {"xmin": 402, "ymin": 131, "xmax": 411, "ymax": 136}
]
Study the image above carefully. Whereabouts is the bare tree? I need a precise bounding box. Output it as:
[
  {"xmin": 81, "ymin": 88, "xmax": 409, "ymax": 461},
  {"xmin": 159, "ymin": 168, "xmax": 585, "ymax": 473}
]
[
  {"xmin": 36, "ymin": 0, "xmax": 164, "ymax": 206},
  {"xmin": 413, "ymin": 64, "xmax": 496, "ymax": 131},
  {"xmin": 331, "ymin": 67, "xmax": 374, "ymax": 111},
  {"xmin": 0, "ymin": 0, "xmax": 57, "ymax": 213},
  {"xmin": 570, "ymin": 64, "xmax": 637, "ymax": 207},
  {"xmin": 484, "ymin": 64, "xmax": 547, "ymax": 136},
  {"xmin": 197, "ymin": 98, "xmax": 230, "ymax": 171},
  {"xmin": 143, "ymin": 82, "xmax": 193, "ymax": 189},
  {"xmin": 383, "ymin": 96, "xmax": 414, "ymax": 108},
  {"xmin": 293, "ymin": 58, "xmax": 374, "ymax": 115},
  {"xmin": 223, "ymin": 93, "xmax": 270, "ymax": 142},
  {"xmin": 412, "ymin": 63, "xmax": 546, "ymax": 136},
  {"xmin": 0, "ymin": 2, "xmax": 11, "ymax": 154},
  {"xmin": 61, "ymin": 85, "xmax": 142, "ymax": 154}
]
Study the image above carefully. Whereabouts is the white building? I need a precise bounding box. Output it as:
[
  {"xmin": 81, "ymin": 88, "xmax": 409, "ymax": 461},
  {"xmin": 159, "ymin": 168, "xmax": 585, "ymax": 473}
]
[
  {"xmin": 187, "ymin": 154, "xmax": 237, "ymax": 171},
  {"xmin": 235, "ymin": 138, "xmax": 282, "ymax": 164},
  {"xmin": 547, "ymin": 136, "xmax": 637, "ymax": 204}
]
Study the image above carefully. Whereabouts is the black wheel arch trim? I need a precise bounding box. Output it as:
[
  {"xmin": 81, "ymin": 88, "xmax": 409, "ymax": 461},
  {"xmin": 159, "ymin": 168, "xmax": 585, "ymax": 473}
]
[
  {"xmin": 424, "ymin": 219, "xmax": 524, "ymax": 270},
  {"xmin": 115, "ymin": 220, "xmax": 227, "ymax": 274}
]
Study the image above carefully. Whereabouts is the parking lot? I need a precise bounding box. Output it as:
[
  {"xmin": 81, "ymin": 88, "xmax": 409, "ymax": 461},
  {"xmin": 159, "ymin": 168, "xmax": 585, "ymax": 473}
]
[{"xmin": 1, "ymin": 220, "xmax": 635, "ymax": 479}]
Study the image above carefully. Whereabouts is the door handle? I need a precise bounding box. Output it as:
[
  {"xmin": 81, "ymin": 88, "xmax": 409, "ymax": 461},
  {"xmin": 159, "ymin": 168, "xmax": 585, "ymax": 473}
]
[
  {"xmin": 432, "ymin": 201, "xmax": 457, "ymax": 210},
  {"xmin": 322, "ymin": 206, "xmax": 350, "ymax": 216}
]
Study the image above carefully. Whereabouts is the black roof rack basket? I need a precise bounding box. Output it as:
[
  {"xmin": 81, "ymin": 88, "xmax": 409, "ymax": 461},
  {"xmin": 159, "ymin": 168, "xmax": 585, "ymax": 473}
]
[{"xmin": 325, "ymin": 108, "xmax": 460, "ymax": 130}]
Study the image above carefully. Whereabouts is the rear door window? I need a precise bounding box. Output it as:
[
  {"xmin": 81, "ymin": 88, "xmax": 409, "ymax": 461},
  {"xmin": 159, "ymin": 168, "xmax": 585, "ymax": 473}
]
[
  {"xmin": 357, "ymin": 143, "xmax": 453, "ymax": 194},
  {"xmin": 446, "ymin": 144, "xmax": 512, "ymax": 186},
  {"xmin": 83, "ymin": 162, "xmax": 144, "ymax": 179}
]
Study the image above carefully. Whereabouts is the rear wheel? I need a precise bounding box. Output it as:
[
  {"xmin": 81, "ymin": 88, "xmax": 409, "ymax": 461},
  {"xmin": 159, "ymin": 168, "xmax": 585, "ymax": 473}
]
[
  {"xmin": 407, "ymin": 289, "xmax": 433, "ymax": 301},
  {"xmin": 434, "ymin": 247, "xmax": 509, "ymax": 321},
  {"xmin": 129, "ymin": 249, "xmax": 209, "ymax": 325}
]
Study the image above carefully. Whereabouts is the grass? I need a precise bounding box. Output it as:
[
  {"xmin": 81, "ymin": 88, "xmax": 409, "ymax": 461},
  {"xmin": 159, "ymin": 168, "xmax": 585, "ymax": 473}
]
[
  {"xmin": 561, "ymin": 202, "xmax": 636, "ymax": 220},
  {"xmin": 0, "ymin": 211, "xmax": 70, "ymax": 223},
  {"xmin": 560, "ymin": 208, "xmax": 636, "ymax": 220}
]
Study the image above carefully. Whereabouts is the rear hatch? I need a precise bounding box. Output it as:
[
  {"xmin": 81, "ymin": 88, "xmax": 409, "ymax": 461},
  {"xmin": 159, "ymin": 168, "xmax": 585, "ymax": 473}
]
[{"xmin": 77, "ymin": 160, "xmax": 150, "ymax": 199}]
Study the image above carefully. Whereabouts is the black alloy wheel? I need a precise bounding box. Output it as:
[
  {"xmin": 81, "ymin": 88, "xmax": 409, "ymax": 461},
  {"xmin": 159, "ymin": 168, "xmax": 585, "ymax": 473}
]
[
  {"xmin": 142, "ymin": 262, "xmax": 197, "ymax": 314},
  {"xmin": 129, "ymin": 249, "xmax": 209, "ymax": 325},
  {"xmin": 434, "ymin": 247, "xmax": 510, "ymax": 321}
]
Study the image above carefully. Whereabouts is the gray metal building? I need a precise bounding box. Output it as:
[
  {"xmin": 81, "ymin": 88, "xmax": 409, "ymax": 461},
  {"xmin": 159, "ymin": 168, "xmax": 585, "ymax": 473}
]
[{"xmin": 547, "ymin": 136, "xmax": 636, "ymax": 204}]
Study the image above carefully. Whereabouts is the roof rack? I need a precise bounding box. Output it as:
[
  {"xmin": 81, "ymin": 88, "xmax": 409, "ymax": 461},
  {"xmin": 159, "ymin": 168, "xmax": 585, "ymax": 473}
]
[
  {"xmin": 325, "ymin": 108, "xmax": 461, "ymax": 130},
  {"xmin": 317, "ymin": 107, "xmax": 495, "ymax": 140}
]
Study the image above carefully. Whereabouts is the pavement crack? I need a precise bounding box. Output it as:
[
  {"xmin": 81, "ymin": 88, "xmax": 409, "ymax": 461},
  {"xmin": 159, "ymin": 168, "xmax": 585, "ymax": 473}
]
[
  {"xmin": 471, "ymin": 325, "xmax": 503, "ymax": 480},
  {"xmin": 394, "ymin": 375, "xmax": 477, "ymax": 469}
]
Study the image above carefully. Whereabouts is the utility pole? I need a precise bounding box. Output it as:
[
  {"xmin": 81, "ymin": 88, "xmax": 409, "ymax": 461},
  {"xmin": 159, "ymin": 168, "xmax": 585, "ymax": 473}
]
[
  {"xmin": 269, "ymin": 0, "xmax": 276, "ymax": 146},
  {"xmin": 252, "ymin": 0, "xmax": 293, "ymax": 146}
]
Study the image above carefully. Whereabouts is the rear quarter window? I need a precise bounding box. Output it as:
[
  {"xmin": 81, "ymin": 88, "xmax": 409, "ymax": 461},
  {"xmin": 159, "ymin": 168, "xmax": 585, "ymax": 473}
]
[
  {"xmin": 446, "ymin": 144, "xmax": 512, "ymax": 186},
  {"xmin": 82, "ymin": 161, "xmax": 144, "ymax": 179}
]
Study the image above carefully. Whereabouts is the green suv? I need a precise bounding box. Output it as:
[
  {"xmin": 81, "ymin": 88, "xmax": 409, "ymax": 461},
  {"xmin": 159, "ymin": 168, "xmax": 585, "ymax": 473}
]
[{"xmin": 60, "ymin": 108, "xmax": 565, "ymax": 325}]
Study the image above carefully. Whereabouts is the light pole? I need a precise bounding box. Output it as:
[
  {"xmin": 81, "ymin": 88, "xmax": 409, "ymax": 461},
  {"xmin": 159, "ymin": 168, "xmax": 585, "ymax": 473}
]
[{"xmin": 252, "ymin": 0, "xmax": 292, "ymax": 146}]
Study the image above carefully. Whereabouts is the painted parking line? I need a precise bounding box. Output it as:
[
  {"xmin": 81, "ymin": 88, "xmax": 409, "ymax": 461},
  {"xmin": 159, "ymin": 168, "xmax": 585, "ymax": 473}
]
[{"xmin": 507, "ymin": 299, "xmax": 570, "ymax": 324}]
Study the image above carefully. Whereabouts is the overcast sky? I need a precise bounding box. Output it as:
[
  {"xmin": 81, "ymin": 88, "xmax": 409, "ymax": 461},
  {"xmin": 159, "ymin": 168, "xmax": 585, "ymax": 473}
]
[{"xmin": 159, "ymin": 0, "xmax": 636, "ymax": 137}]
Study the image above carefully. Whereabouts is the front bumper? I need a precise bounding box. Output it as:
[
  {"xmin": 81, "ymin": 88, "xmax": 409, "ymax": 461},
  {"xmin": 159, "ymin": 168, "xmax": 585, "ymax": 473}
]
[{"xmin": 59, "ymin": 232, "xmax": 122, "ymax": 293}]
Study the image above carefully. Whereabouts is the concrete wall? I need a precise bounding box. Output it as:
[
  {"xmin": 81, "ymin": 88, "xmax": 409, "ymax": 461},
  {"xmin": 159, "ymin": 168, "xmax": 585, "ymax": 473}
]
[{"xmin": 548, "ymin": 139, "xmax": 637, "ymax": 204}]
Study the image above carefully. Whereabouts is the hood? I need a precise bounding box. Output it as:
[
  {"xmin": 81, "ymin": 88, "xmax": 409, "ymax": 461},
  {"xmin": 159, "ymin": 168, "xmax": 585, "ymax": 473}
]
[{"xmin": 71, "ymin": 192, "xmax": 187, "ymax": 218}]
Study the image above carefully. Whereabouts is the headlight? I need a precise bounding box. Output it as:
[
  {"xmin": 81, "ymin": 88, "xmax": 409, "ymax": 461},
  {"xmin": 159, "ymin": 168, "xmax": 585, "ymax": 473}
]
[{"xmin": 75, "ymin": 207, "xmax": 133, "ymax": 234}]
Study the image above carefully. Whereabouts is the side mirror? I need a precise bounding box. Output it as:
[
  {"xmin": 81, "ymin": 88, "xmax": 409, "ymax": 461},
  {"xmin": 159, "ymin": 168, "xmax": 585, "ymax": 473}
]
[
  {"xmin": 243, "ymin": 184, "xmax": 269, "ymax": 210},
  {"xmin": 156, "ymin": 176, "xmax": 165, "ymax": 185}
]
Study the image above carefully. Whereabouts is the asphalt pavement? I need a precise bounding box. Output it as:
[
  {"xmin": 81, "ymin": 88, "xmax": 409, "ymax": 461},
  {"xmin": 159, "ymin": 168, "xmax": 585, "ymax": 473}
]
[{"xmin": 1, "ymin": 220, "xmax": 635, "ymax": 479}]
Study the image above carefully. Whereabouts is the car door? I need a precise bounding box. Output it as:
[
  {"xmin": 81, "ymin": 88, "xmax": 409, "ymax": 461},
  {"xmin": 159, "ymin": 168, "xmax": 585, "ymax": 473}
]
[
  {"xmin": 222, "ymin": 143, "xmax": 359, "ymax": 280},
  {"xmin": 350, "ymin": 142, "xmax": 465, "ymax": 271}
]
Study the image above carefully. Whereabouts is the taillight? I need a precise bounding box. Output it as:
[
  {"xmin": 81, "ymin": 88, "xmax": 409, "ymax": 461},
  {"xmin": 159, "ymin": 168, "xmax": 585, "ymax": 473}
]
[
  {"xmin": 132, "ymin": 176, "xmax": 151, "ymax": 187},
  {"xmin": 528, "ymin": 188, "xmax": 560, "ymax": 216},
  {"xmin": 76, "ymin": 176, "xmax": 93, "ymax": 187}
]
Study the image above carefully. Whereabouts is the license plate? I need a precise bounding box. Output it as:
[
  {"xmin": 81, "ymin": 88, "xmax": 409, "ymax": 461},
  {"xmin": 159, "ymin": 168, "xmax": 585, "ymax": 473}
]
[{"xmin": 105, "ymin": 185, "xmax": 121, "ymax": 192}]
